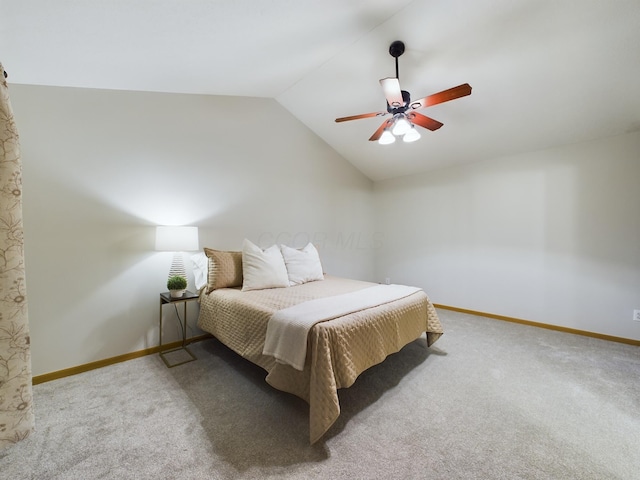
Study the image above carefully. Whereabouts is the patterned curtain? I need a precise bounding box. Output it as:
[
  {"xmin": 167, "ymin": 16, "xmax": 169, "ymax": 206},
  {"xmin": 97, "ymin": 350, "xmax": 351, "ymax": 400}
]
[{"xmin": 0, "ymin": 64, "xmax": 34, "ymax": 449}]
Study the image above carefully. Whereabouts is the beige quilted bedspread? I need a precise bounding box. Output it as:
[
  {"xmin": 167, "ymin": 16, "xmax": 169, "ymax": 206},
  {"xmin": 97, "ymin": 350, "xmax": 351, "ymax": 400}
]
[{"xmin": 197, "ymin": 276, "xmax": 443, "ymax": 443}]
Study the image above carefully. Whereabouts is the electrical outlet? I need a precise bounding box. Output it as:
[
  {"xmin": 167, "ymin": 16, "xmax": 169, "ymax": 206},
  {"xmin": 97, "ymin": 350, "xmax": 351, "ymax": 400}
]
[{"xmin": 634, "ymin": 310, "xmax": 640, "ymax": 322}]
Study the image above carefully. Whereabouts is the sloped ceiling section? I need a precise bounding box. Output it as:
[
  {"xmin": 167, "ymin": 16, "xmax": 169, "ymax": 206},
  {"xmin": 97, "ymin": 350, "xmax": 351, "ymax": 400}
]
[{"xmin": 3, "ymin": 0, "xmax": 640, "ymax": 181}]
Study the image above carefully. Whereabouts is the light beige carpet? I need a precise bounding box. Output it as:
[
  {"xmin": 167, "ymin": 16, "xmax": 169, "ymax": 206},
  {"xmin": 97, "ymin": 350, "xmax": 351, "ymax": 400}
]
[{"xmin": 2, "ymin": 309, "xmax": 639, "ymax": 479}]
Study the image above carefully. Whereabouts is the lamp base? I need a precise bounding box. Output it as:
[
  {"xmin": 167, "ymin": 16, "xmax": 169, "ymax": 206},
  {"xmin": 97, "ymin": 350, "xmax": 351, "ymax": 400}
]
[{"xmin": 168, "ymin": 252, "xmax": 186, "ymax": 280}]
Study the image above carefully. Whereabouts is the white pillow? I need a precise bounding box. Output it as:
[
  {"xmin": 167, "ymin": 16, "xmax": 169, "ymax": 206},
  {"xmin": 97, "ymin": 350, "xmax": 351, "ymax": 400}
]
[
  {"xmin": 241, "ymin": 239, "xmax": 289, "ymax": 291},
  {"xmin": 190, "ymin": 252, "xmax": 209, "ymax": 291},
  {"xmin": 280, "ymin": 243, "xmax": 324, "ymax": 286}
]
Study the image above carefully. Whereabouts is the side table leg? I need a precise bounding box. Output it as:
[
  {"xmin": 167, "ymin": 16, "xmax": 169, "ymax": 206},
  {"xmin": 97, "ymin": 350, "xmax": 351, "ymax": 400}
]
[
  {"xmin": 183, "ymin": 300, "xmax": 188, "ymax": 347},
  {"xmin": 159, "ymin": 299, "xmax": 163, "ymax": 352},
  {"xmin": 159, "ymin": 296, "xmax": 197, "ymax": 368}
]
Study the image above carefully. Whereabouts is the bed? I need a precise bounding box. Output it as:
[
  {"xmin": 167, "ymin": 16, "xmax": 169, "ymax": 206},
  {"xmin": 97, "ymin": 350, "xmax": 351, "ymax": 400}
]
[{"xmin": 194, "ymin": 242, "xmax": 443, "ymax": 443}]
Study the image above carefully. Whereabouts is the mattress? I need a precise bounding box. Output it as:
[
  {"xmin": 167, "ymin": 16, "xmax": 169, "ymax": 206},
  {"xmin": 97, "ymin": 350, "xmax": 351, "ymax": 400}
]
[{"xmin": 197, "ymin": 275, "xmax": 443, "ymax": 443}]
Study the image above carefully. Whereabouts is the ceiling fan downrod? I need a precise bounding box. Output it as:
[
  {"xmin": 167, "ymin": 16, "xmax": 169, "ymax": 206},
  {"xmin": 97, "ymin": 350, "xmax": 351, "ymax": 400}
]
[{"xmin": 389, "ymin": 40, "xmax": 405, "ymax": 80}]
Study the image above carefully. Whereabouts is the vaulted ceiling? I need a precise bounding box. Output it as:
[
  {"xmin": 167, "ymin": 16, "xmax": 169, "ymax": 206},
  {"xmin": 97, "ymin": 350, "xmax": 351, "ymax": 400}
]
[{"xmin": 3, "ymin": 0, "xmax": 640, "ymax": 181}]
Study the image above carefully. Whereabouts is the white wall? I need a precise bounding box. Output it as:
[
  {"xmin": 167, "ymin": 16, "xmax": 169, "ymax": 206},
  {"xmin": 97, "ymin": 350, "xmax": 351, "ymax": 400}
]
[
  {"xmin": 11, "ymin": 85, "xmax": 375, "ymax": 376},
  {"xmin": 10, "ymin": 83, "xmax": 639, "ymax": 377},
  {"xmin": 374, "ymin": 131, "xmax": 640, "ymax": 340}
]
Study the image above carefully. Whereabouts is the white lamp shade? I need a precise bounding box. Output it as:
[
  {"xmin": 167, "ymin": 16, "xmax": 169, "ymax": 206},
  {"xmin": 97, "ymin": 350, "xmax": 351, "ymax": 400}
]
[
  {"xmin": 155, "ymin": 226, "xmax": 199, "ymax": 252},
  {"xmin": 392, "ymin": 115, "xmax": 411, "ymax": 136},
  {"xmin": 403, "ymin": 126, "xmax": 421, "ymax": 143},
  {"xmin": 379, "ymin": 130, "xmax": 396, "ymax": 145}
]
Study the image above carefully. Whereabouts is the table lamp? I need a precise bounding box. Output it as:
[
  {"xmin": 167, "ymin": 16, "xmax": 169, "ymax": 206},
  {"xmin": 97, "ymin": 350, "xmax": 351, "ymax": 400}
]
[{"xmin": 155, "ymin": 226, "xmax": 199, "ymax": 280}]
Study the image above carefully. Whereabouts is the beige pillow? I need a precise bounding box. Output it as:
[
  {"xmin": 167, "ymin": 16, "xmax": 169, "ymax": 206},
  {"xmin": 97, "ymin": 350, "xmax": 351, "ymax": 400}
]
[{"xmin": 203, "ymin": 248, "xmax": 243, "ymax": 292}]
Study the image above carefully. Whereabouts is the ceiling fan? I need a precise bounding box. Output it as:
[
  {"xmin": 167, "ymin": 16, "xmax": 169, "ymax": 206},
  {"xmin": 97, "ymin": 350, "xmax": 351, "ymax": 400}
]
[{"xmin": 335, "ymin": 40, "xmax": 472, "ymax": 144}]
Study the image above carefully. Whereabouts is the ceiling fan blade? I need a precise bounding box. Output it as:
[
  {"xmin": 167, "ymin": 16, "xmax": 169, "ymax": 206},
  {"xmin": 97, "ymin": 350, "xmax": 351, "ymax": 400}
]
[
  {"xmin": 408, "ymin": 112, "xmax": 444, "ymax": 131},
  {"xmin": 369, "ymin": 119, "xmax": 393, "ymax": 141},
  {"xmin": 335, "ymin": 111, "xmax": 387, "ymax": 123},
  {"xmin": 380, "ymin": 77, "xmax": 404, "ymax": 108},
  {"xmin": 409, "ymin": 83, "xmax": 472, "ymax": 110}
]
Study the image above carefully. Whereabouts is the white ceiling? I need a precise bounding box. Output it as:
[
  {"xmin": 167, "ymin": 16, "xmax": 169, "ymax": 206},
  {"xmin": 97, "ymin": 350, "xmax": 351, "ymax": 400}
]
[{"xmin": 3, "ymin": 0, "xmax": 640, "ymax": 181}]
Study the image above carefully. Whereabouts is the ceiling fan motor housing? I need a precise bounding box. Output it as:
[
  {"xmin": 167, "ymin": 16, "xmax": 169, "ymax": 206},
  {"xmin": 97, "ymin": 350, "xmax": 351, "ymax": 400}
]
[{"xmin": 387, "ymin": 90, "xmax": 411, "ymax": 114}]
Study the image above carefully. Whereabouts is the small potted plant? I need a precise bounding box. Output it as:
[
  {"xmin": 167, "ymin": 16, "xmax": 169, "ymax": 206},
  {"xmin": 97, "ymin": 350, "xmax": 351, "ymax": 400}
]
[{"xmin": 167, "ymin": 275, "xmax": 188, "ymax": 298}]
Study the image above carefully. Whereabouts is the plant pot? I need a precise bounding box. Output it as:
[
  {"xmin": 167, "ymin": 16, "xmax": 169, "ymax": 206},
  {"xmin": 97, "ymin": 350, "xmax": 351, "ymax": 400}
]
[{"xmin": 170, "ymin": 289, "xmax": 186, "ymax": 298}]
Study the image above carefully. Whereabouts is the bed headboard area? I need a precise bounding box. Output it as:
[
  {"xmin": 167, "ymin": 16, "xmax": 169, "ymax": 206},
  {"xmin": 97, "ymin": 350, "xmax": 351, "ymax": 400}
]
[{"xmin": 192, "ymin": 239, "xmax": 324, "ymax": 293}]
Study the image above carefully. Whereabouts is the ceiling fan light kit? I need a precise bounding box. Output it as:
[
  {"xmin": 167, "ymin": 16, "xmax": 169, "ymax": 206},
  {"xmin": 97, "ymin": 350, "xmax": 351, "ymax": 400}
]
[{"xmin": 335, "ymin": 40, "xmax": 471, "ymax": 145}]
